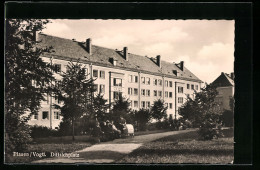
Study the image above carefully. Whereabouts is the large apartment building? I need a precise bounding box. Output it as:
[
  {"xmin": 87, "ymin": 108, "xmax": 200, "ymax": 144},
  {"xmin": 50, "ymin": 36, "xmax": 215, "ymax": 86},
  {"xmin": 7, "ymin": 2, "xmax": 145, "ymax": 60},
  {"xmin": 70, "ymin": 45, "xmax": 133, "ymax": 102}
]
[{"xmin": 28, "ymin": 33, "xmax": 202, "ymax": 129}]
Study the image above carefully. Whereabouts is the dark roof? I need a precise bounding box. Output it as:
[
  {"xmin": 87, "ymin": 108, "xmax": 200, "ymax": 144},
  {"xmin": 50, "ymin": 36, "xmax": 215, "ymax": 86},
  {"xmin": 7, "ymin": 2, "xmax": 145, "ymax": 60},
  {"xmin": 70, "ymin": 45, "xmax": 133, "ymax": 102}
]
[
  {"xmin": 211, "ymin": 72, "xmax": 234, "ymax": 87},
  {"xmin": 37, "ymin": 33, "xmax": 202, "ymax": 82}
]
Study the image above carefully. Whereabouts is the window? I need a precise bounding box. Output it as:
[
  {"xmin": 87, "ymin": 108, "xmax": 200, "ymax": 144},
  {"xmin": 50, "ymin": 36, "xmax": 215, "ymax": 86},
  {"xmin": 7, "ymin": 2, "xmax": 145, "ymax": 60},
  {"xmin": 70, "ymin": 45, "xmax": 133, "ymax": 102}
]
[
  {"xmin": 169, "ymin": 92, "xmax": 173, "ymax": 98},
  {"xmin": 169, "ymin": 81, "xmax": 173, "ymax": 87},
  {"xmin": 54, "ymin": 112, "xmax": 60, "ymax": 120},
  {"xmin": 158, "ymin": 91, "xmax": 162, "ymax": 97},
  {"xmin": 195, "ymin": 85, "xmax": 198, "ymax": 90},
  {"xmin": 113, "ymin": 60, "xmax": 117, "ymax": 66},
  {"xmin": 146, "ymin": 77, "xmax": 150, "ymax": 85},
  {"xmin": 113, "ymin": 91, "xmax": 122, "ymax": 100},
  {"xmin": 128, "ymin": 88, "xmax": 133, "ymax": 95},
  {"xmin": 44, "ymin": 93, "xmax": 49, "ymax": 104},
  {"xmin": 146, "ymin": 90, "xmax": 150, "ymax": 97},
  {"xmin": 165, "ymin": 91, "xmax": 168, "ymax": 98},
  {"xmin": 113, "ymin": 78, "xmax": 122, "ymax": 86},
  {"xmin": 134, "ymin": 101, "xmax": 138, "ymax": 108},
  {"xmin": 169, "ymin": 103, "xmax": 173, "ymax": 109},
  {"xmin": 128, "ymin": 75, "xmax": 133, "ymax": 83},
  {"xmin": 134, "ymin": 88, "xmax": 138, "ymax": 95},
  {"xmin": 83, "ymin": 68, "xmax": 88, "ymax": 76},
  {"xmin": 129, "ymin": 100, "xmax": 132, "ymax": 107},
  {"xmin": 146, "ymin": 101, "xmax": 151, "ymax": 108},
  {"xmin": 153, "ymin": 79, "xmax": 157, "ymax": 85},
  {"xmin": 154, "ymin": 90, "xmax": 157, "ymax": 96},
  {"xmin": 93, "ymin": 70, "xmax": 98, "ymax": 78},
  {"xmin": 54, "ymin": 64, "xmax": 61, "ymax": 73},
  {"xmin": 187, "ymin": 84, "xmax": 190, "ymax": 89},
  {"xmin": 142, "ymin": 89, "xmax": 146, "ymax": 96},
  {"xmin": 100, "ymin": 84, "xmax": 105, "ymax": 93},
  {"xmin": 141, "ymin": 101, "xmax": 145, "ymax": 108},
  {"xmin": 54, "ymin": 95, "xmax": 60, "ymax": 104},
  {"xmin": 141, "ymin": 89, "xmax": 145, "ymax": 96},
  {"xmin": 42, "ymin": 111, "xmax": 48, "ymax": 120},
  {"xmin": 165, "ymin": 80, "xmax": 168, "ymax": 87},
  {"xmin": 158, "ymin": 79, "xmax": 162, "ymax": 86},
  {"xmin": 135, "ymin": 76, "xmax": 138, "ymax": 83},
  {"xmin": 178, "ymin": 97, "xmax": 183, "ymax": 104},
  {"xmin": 100, "ymin": 71, "xmax": 105, "ymax": 79},
  {"xmin": 178, "ymin": 86, "xmax": 184, "ymax": 93},
  {"xmin": 191, "ymin": 84, "xmax": 194, "ymax": 90},
  {"xmin": 165, "ymin": 103, "xmax": 168, "ymax": 108},
  {"xmin": 33, "ymin": 113, "xmax": 38, "ymax": 120},
  {"xmin": 93, "ymin": 84, "xmax": 98, "ymax": 92},
  {"xmin": 141, "ymin": 77, "xmax": 145, "ymax": 84}
]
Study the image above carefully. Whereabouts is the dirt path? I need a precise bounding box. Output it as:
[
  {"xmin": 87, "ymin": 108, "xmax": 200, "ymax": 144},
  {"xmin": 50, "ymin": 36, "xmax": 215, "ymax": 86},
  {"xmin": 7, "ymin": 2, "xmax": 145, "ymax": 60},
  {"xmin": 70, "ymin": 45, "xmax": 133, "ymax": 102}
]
[{"xmin": 32, "ymin": 129, "xmax": 196, "ymax": 164}]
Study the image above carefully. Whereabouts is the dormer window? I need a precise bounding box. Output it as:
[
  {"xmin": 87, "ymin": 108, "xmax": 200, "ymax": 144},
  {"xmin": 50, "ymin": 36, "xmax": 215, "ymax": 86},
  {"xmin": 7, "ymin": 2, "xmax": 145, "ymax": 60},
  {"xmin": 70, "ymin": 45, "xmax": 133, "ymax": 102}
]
[
  {"xmin": 113, "ymin": 59, "xmax": 117, "ymax": 66},
  {"xmin": 109, "ymin": 58, "xmax": 117, "ymax": 66}
]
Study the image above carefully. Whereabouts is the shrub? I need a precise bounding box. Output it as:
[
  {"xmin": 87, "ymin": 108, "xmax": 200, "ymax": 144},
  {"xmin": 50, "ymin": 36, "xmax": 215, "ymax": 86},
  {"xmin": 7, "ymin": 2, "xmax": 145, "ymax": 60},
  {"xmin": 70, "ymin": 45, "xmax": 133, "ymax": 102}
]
[
  {"xmin": 58, "ymin": 120, "xmax": 73, "ymax": 136},
  {"xmin": 147, "ymin": 123, "xmax": 157, "ymax": 131},
  {"xmin": 30, "ymin": 125, "xmax": 59, "ymax": 138},
  {"xmin": 198, "ymin": 116, "xmax": 223, "ymax": 140}
]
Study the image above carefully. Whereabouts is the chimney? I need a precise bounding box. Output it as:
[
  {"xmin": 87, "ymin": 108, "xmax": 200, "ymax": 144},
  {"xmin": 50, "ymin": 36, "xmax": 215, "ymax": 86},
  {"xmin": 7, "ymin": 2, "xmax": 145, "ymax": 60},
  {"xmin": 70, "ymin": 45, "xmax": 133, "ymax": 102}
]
[
  {"xmin": 230, "ymin": 72, "xmax": 234, "ymax": 80},
  {"xmin": 86, "ymin": 38, "xmax": 92, "ymax": 55},
  {"xmin": 156, "ymin": 55, "xmax": 161, "ymax": 67},
  {"xmin": 33, "ymin": 30, "xmax": 38, "ymax": 42},
  {"xmin": 180, "ymin": 61, "xmax": 184, "ymax": 70},
  {"xmin": 123, "ymin": 47, "xmax": 128, "ymax": 61}
]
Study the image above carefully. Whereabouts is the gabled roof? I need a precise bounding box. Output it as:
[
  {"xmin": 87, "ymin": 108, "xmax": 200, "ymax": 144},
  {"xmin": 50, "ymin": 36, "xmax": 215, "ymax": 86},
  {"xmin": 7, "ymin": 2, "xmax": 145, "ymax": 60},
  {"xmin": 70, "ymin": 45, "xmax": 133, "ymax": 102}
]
[
  {"xmin": 37, "ymin": 33, "xmax": 202, "ymax": 82},
  {"xmin": 211, "ymin": 72, "xmax": 234, "ymax": 87}
]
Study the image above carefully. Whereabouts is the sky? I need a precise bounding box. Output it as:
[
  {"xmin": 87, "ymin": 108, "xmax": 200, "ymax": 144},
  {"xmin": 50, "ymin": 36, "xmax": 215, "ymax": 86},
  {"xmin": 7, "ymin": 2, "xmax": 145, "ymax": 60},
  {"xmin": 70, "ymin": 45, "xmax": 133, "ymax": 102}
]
[{"xmin": 42, "ymin": 19, "xmax": 234, "ymax": 84}]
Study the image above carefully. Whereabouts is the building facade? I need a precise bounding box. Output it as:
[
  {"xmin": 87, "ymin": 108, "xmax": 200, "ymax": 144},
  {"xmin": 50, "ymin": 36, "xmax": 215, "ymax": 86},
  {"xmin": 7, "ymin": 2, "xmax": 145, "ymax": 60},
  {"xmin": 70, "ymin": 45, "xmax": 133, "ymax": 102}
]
[
  {"xmin": 28, "ymin": 33, "xmax": 202, "ymax": 129},
  {"xmin": 211, "ymin": 72, "xmax": 234, "ymax": 111}
]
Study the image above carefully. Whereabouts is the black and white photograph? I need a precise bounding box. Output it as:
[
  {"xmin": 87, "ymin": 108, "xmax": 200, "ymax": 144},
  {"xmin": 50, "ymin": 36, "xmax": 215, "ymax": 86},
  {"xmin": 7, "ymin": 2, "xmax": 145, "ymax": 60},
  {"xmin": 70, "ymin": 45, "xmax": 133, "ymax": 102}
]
[{"xmin": 5, "ymin": 18, "xmax": 236, "ymax": 164}]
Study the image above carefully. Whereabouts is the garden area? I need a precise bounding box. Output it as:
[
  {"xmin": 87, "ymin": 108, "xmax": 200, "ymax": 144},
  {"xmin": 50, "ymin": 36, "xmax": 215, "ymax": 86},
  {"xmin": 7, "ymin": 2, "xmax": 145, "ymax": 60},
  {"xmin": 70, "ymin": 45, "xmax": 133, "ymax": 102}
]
[{"xmin": 117, "ymin": 128, "xmax": 234, "ymax": 164}]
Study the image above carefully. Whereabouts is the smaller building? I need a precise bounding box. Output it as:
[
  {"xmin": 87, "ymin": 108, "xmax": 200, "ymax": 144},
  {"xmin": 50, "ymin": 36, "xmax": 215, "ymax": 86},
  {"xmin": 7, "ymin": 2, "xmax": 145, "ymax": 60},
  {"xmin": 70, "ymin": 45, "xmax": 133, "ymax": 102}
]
[{"xmin": 211, "ymin": 72, "xmax": 234, "ymax": 111}]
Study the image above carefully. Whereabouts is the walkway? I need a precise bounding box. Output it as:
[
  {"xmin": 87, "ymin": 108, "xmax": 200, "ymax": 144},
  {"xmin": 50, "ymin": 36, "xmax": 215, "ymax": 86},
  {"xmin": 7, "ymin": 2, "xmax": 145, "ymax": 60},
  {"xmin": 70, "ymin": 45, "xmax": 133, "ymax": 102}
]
[{"xmin": 32, "ymin": 129, "xmax": 196, "ymax": 164}]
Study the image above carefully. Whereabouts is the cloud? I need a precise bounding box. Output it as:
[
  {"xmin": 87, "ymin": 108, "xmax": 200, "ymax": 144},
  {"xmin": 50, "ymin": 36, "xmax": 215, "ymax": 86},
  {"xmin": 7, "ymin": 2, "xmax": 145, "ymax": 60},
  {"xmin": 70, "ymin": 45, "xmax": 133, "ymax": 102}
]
[
  {"xmin": 197, "ymin": 42, "xmax": 234, "ymax": 63},
  {"xmin": 175, "ymin": 41, "xmax": 235, "ymax": 83},
  {"xmin": 155, "ymin": 27, "xmax": 190, "ymax": 43},
  {"xmin": 42, "ymin": 21, "xmax": 71, "ymax": 37},
  {"xmin": 142, "ymin": 43, "xmax": 175, "ymax": 59},
  {"xmin": 196, "ymin": 42, "xmax": 234, "ymax": 79},
  {"xmin": 176, "ymin": 55, "xmax": 219, "ymax": 83}
]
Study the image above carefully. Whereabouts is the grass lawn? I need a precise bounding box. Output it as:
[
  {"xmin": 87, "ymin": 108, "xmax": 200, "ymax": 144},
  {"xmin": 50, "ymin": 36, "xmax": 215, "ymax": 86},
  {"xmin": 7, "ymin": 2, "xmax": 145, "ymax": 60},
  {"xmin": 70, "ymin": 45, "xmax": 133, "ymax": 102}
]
[
  {"xmin": 117, "ymin": 128, "xmax": 234, "ymax": 164},
  {"xmin": 5, "ymin": 142, "xmax": 92, "ymax": 163}
]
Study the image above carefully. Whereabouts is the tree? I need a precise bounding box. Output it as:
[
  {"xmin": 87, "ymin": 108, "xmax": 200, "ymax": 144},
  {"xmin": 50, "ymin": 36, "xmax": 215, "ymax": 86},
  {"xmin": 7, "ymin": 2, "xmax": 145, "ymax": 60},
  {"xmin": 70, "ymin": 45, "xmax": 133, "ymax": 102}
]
[
  {"xmin": 134, "ymin": 109, "xmax": 151, "ymax": 131},
  {"xmin": 151, "ymin": 99, "xmax": 168, "ymax": 122},
  {"xmin": 91, "ymin": 93, "xmax": 110, "ymax": 122},
  {"xmin": 179, "ymin": 84, "xmax": 223, "ymax": 140},
  {"xmin": 55, "ymin": 61, "xmax": 95, "ymax": 141},
  {"xmin": 110, "ymin": 95, "xmax": 132, "ymax": 125},
  {"xmin": 5, "ymin": 19, "xmax": 53, "ymax": 154}
]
